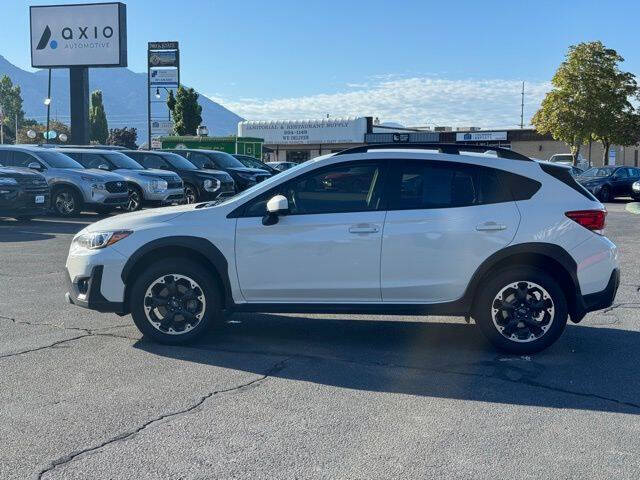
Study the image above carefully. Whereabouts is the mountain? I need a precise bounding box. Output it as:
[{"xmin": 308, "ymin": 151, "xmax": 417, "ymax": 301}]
[{"xmin": 0, "ymin": 55, "xmax": 243, "ymax": 143}]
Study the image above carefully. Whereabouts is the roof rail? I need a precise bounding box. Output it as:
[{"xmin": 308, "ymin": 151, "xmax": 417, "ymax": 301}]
[{"xmin": 334, "ymin": 143, "xmax": 532, "ymax": 161}]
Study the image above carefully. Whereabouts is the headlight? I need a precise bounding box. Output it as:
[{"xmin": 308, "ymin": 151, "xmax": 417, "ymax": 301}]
[
  {"xmin": 237, "ymin": 172, "xmax": 256, "ymax": 181},
  {"xmin": 0, "ymin": 177, "xmax": 18, "ymax": 185},
  {"xmin": 202, "ymin": 178, "xmax": 221, "ymax": 192},
  {"xmin": 71, "ymin": 230, "xmax": 132, "ymax": 250},
  {"xmin": 147, "ymin": 179, "xmax": 168, "ymax": 193},
  {"xmin": 633, "ymin": 181, "xmax": 640, "ymax": 192}
]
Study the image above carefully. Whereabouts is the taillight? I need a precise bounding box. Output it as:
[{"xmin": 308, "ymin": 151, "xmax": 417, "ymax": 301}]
[{"xmin": 565, "ymin": 209, "xmax": 606, "ymax": 233}]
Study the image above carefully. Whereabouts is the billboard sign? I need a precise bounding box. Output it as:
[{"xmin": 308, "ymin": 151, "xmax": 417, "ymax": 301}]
[
  {"xmin": 238, "ymin": 118, "xmax": 368, "ymax": 145},
  {"xmin": 150, "ymin": 68, "xmax": 178, "ymax": 85},
  {"xmin": 30, "ymin": 2, "xmax": 127, "ymax": 68},
  {"xmin": 148, "ymin": 51, "xmax": 178, "ymax": 67},
  {"xmin": 456, "ymin": 131, "xmax": 508, "ymax": 142},
  {"xmin": 151, "ymin": 120, "xmax": 174, "ymax": 136}
]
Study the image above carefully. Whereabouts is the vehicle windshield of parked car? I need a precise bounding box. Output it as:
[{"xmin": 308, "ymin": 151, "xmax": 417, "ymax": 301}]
[
  {"xmin": 104, "ymin": 153, "xmax": 144, "ymax": 170},
  {"xmin": 236, "ymin": 155, "xmax": 267, "ymax": 170},
  {"xmin": 37, "ymin": 150, "xmax": 85, "ymax": 169},
  {"xmin": 581, "ymin": 167, "xmax": 614, "ymax": 177},
  {"xmin": 190, "ymin": 152, "xmax": 244, "ymax": 169},
  {"xmin": 160, "ymin": 153, "xmax": 198, "ymax": 170},
  {"xmin": 550, "ymin": 154, "xmax": 573, "ymax": 162}
]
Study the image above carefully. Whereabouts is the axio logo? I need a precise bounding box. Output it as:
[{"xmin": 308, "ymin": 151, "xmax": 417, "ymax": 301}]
[
  {"xmin": 36, "ymin": 25, "xmax": 57, "ymax": 50},
  {"xmin": 463, "ymin": 133, "xmax": 472, "ymax": 140}
]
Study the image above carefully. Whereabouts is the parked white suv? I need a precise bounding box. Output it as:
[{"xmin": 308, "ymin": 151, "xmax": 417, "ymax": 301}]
[{"xmin": 65, "ymin": 144, "xmax": 619, "ymax": 353}]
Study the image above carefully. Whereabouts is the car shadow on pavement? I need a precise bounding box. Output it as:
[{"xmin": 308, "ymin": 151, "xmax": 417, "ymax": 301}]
[
  {"xmin": 134, "ymin": 313, "xmax": 640, "ymax": 415},
  {"xmin": 0, "ymin": 215, "xmax": 105, "ymax": 242}
]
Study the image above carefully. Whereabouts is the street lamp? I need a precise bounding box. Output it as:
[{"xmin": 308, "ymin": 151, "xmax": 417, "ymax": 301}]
[
  {"xmin": 197, "ymin": 125, "xmax": 208, "ymax": 137},
  {"xmin": 44, "ymin": 98, "xmax": 51, "ymax": 106}
]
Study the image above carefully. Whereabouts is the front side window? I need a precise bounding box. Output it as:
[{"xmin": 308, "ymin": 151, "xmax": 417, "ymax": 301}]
[
  {"xmin": 243, "ymin": 162, "xmax": 385, "ymax": 216},
  {"xmin": 35, "ymin": 151, "xmax": 83, "ymax": 169},
  {"xmin": 390, "ymin": 161, "xmax": 510, "ymax": 210},
  {"xmin": 9, "ymin": 151, "xmax": 39, "ymax": 168},
  {"xmin": 138, "ymin": 154, "xmax": 168, "ymax": 170}
]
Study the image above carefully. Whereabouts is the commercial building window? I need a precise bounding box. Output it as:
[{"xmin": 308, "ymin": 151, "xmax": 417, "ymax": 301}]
[{"xmin": 286, "ymin": 150, "xmax": 310, "ymax": 163}]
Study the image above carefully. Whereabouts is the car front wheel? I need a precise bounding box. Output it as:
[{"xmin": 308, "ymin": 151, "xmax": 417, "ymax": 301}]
[
  {"xmin": 129, "ymin": 259, "xmax": 222, "ymax": 344},
  {"xmin": 473, "ymin": 267, "xmax": 568, "ymax": 354},
  {"xmin": 599, "ymin": 186, "xmax": 611, "ymax": 202}
]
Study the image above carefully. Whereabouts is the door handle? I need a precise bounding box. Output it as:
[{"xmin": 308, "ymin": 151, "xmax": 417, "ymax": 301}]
[
  {"xmin": 349, "ymin": 224, "xmax": 379, "ymax": 234},
  {"xmin": 476, "ymin": 221, "xmax": 507, "ymax": 232}
]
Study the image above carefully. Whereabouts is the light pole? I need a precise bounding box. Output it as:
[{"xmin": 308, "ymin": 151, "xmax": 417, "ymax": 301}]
[
  {"xmin": 45, "ymin": 68, "xmax": 52, "ymax": 144},
  {"xmin": 155, "ymin": 87, "xmax": 174, "ymax": 120}
]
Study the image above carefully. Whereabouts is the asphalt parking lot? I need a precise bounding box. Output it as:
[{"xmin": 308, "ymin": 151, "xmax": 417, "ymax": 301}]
[{"xmin": 1, "ymin": 203, "xmax": 639, "ymax": 480}]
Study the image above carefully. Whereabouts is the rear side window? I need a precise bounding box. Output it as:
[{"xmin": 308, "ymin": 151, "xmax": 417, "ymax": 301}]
[
  {"xmin": 539, "ymin": 163, "xmax": 596, "ymax": 201},
  {"xmin": 390, "ymin": 161, "xmax": 514, "ymax": 210}
]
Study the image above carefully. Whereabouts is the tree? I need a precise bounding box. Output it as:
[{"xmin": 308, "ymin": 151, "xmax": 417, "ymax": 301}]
[
  {"xmin": 172, "ymin": 86, "xmax": 202, "ymax": 135},
  {"xmin": 166, "ymin": 89, "xmax": 176, "ymax": 118},
  {"xmin": 17, "ymin": 120, "xmax": 70, "ymax": 144},
  {"xmin": 89, "ymin": 90, "xmax": 109, "ymax": 144},
  {"xmin": 533, "ymin": 41, "xmax": 640, "ymax": 165},
  {"xmin": 0, "ymin": 75, "xmax": 25, "ymax": 138},
  {"xmin": 107, "ymin": 127, "xmax": 138, "ymax": 149}
]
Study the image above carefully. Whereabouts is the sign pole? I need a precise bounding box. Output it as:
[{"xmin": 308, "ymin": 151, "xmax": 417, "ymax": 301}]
[
  {"xmin": 147, "ymin": 49, "xmax": 151, "ymax": 149},
  {"xmin": 69, "ymin": 67, "xmax": 89, "ymax": 145},
  {"xmin": 45, "ymin": 68, "xmax": 51, "ymax": 144}
]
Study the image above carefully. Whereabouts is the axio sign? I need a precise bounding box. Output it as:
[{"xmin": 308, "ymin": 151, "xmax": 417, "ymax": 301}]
[
  {"xmin": 239, "ymin": 118, "xmax": 368, "ymax": 145},
  {"xmin": 30, "ymin": 2, "xmax": 127, "ymax": 68}
]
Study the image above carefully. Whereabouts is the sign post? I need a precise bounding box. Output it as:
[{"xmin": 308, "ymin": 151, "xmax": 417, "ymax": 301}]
[
  {"xmin": 147, "ymin": 41, "xmax": 179, "ymax": 149},
  {"xmin": 30, "ymin": 2, "xmax": 127, "ymax": 144}
]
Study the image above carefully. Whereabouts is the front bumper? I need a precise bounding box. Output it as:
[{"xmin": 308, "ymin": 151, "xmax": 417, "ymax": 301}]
[
  {"xmin": 65, "ymin": 265, "xmax": 126, "ymax": 313},
  {"xmin": 0, "ymin": 187, "xmax": 50, "ymax": 216},
  {"xmin": 144, "ymin": 187, "xmax": 185, "ymax": 204}
]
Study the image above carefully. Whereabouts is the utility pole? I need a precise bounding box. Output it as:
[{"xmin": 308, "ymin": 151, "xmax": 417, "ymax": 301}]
[
  {"xmin": 520, "ymin": 81, "xmax": 525, "ymax": 129},
  {"xmin": 0, "ymin": 105, "xmax": 4, "ymax": 144},
  {"xmin": 15, "ymin": 114, "xmax": 18, "ymax": 144}
]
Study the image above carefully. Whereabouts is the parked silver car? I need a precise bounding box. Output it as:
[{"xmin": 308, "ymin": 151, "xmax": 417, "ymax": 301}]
[
  {"xmin": 61, "ymin": 149, "xmax": 184, "ymax": 211},
  {"xmin": 0, "ymin": 145, "xmax": 129, "ymax": 216}
]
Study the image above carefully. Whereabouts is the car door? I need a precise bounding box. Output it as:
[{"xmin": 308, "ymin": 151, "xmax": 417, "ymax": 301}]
[
  {"xmin": 381, "ymin": 160, "xmax": 520, "ymax": 303},
  {"xmin": 235, "ymin": 160, "xmax": 387, "ymax": 303}
]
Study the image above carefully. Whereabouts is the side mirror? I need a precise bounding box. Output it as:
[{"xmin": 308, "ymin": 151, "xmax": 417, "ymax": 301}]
[
  {"xmin": 98, "ymin": 164, "xmax": 110, "ymax": 171},
  {"xmin": 27, "ymin": 162, "xmax": 42, "ymax": 171},
  {"xmin": 262, "ymin": 195, "xmax": 288, "ymax": 226}
]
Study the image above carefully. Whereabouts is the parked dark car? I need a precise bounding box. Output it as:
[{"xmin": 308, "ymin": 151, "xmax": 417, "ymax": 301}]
[
  {"xmin": 0, "ymin": 163, "xmax": 49, "ymax": 221},
  {"xmin": 232, "ymin": 154, "xmax": 280, "ymax": 174},
  {"xmin": 164, "ymin": 149, "xmax": 271, "ymax": 192},
  {"xmin": 577, "ymin": 166, "xmax": 640, "ymax": 201},
  {"xmin": 122, "ymin": 150, "xmax": 235, "ymax": 203}
]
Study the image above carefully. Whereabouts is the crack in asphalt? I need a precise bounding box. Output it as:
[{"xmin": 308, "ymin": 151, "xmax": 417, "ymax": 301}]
[
  {"xmin": 35, "ymin": 356, "xmax": 291, "ymax": 480},
  {"xmin": 0, "ymin": 315, "xmax": 138, "ymax": 359},
  {"xmin": 603, "ymin": 302, "xmax": 640, "ymax": 313}
]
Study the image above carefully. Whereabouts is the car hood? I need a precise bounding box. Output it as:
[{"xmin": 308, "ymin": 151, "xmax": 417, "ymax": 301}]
[
  {"xmin": 0, "ymin": 166, "xmax": 44, "ymax": 179},
  {"xmin": 113, "ymin": 168, "xmax": 180, "ymax": 181},
  {"xmin": 196, "ymin": 168, "xmax": 232, "ymax": 178},
  {"xmin": 228, "ymin": 167, "xmax": 271, "ymax": 175},
  {"xmin": 81, "ymin": 169, "xmax": 128, "ymax": 182},
  {"xmin": 82, "ymin": 203, "xmax": 195, "ymax": 233}
]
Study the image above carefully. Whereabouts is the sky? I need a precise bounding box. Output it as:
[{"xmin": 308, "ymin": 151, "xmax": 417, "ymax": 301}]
[{"xmin": 4, "ymin": 0, "xmax": 640, "ymax": 128}]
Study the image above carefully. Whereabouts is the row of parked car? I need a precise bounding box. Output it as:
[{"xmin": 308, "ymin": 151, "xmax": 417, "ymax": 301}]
[{"xmin": 0, "ymin": 145, "xmax": 278, "ymax": 220}]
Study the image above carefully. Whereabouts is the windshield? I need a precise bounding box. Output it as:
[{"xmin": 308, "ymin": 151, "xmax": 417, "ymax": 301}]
[
  {"xmin": 189, "ymin": 151, "xmax": 244, "ymax": 169},
  {"xmin": 159, "ymin": 152, "xmax": 198, "ymax": 170},
  {"xmin": 37, "ymin": 150, "xmax": 85, "ymax": 169},
  {"xmin": 235, "ymin": 155, "xmax": 266, "ymax": 169},
  {"xmin": 581, "ymin": 167, "xmax": 614, "ymax": 178},
  {"xmin": 551, "ymin": 155, "xmax": 573, "ymax": 162},
  {"xmin": 104, "ymin": 153, "xmax": 144, "ymax": 170}
]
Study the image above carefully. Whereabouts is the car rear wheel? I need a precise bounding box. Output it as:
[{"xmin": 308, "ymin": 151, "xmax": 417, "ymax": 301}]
[
  {"xmin": 130, "ymin": 259, "xmax": 222, "ymax": 344},
  {"xmin": 473, "ymin": 267, "xmax": 568, "ymax": 354},
  {"xmin": 52, "ymin": 187, "xmax": 81, "ymax": 217}
]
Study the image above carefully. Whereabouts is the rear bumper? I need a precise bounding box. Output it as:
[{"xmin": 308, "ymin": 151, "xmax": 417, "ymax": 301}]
[
  {"xmin": 573, "ymin": 268, "xmax": 619, "ymax": 322},
  {"xmin": 0, "ymin": 188, "xmax": 49, "ymax": 216},
  {"xmin": 65, "ymin": 265, "xmax": 126, "ymax": 314}
]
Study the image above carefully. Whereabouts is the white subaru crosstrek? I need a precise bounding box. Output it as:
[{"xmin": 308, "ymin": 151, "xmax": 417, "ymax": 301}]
[{"xmin": 65, "ymin": 144, "xmax": 619, "ymax": 354}]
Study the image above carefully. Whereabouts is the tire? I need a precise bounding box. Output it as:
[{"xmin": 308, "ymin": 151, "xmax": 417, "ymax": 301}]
[
  {"xmin": 599, "ymin": 186, "xmax": 611, "ymax": 202},
  {"xmin": 473, "ymin": 266, "xmax": 568, "ymax": 354},
  {"xmin": 124, "ymin": 184, "xmax": 144, "ymax": 212},
  {"xmin": 129, "ymin": 258, "xmax": 222, "ymax": 344},
  {"xmin": 184, "ymin": 184, "xmax": 199, "ymax": 204},
  {"xmin": 52, "ymin": 187, "xmax": 82, "ymax": 217}
]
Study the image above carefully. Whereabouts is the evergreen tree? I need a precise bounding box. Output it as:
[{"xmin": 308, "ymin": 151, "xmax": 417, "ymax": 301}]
[
  {"xmin": 89, "ymin": 90, "xmax": 109, "ymax": 144},
  {"xmin": 173, "ymin": 86, "xmax": 202, "ymax": 135}
]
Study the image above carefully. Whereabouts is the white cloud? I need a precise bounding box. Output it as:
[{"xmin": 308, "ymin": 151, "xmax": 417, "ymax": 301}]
[{"xmin": 209, "ymin": 76, "xmax": 551, "ymax": 128}]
